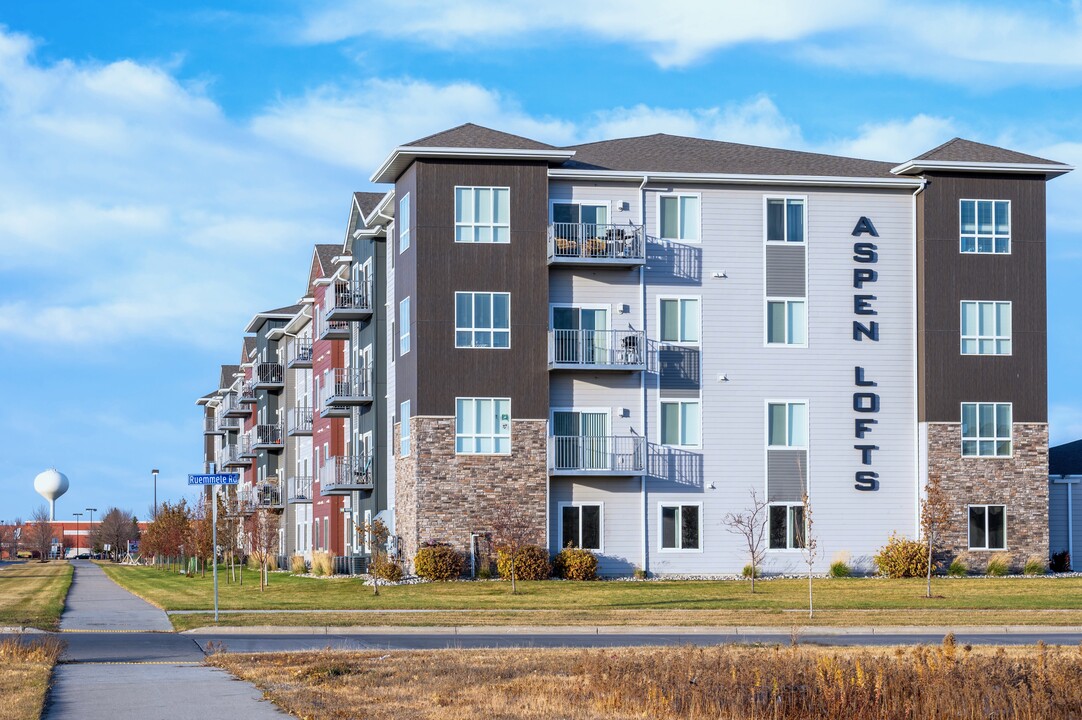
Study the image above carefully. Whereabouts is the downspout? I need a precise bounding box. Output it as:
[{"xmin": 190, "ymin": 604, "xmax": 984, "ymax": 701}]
[
  {"xmin": 1068, "ymin": 481, "xmax": 1075, "ymax": 571},
  {"xmin": 911, "ymin": 180, "xmax": 927, "ymax": 538},
  {"xmin": 639, "ymin": 173, "xmax": 649, "ymax": 574}
]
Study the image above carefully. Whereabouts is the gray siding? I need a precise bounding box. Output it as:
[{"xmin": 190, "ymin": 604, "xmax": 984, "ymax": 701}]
[
  {"xmin": 767, "ymin": 449, "xmax": 808, "ymax": 502},
  {"xmin": 765, "ymin": 244, "xmax": 806, "ymax": 297},
  {"xmin": 549, "ymin": 477, "xmax": 642, "ymax": 575}
]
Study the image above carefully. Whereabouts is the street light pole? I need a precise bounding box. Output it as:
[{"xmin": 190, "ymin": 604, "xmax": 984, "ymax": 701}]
[
  {"xmin": 86, "ymin": 508, "xmax": 97, "ymax": 556},
  {"xmin": 72, "ymin": 512, "xmax": 83, "ymax": 557},
  {"xmin": 152, "ymin": 469, "xmax": 159, "ymax": 519}
]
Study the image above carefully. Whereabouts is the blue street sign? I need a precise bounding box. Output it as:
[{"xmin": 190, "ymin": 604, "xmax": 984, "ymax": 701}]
[{"xmin": 187, "ymin": 473, "xmax": 240, "ymax": 486}]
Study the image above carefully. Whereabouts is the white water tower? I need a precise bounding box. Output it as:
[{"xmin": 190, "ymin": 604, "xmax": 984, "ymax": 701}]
[{"xmin": 34, "ymin": 468, "xmax": 69, "ymax": 521}]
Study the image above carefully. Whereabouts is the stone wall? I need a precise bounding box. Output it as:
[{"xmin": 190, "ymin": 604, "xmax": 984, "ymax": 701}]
[
  {"xmin": 394, "ymin": 417, "xmax": 548, "ymax": 567},
  {"xmin": 926, "ymin": 422, "xmax": 1048, "ymax": 566}
]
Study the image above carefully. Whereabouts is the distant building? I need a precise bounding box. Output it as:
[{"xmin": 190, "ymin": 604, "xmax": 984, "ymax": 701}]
[{"xmin": 1049, "ymin": 439, "xmax": 1082, "ymax": 569}]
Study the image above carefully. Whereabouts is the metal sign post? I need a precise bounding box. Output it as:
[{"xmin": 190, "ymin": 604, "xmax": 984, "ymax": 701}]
[{"xmin": 188, "ymin": 470, "xmax": 238, "ymax": 624}]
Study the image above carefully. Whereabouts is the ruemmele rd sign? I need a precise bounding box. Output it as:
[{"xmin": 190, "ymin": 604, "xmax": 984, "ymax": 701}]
[
  {"xmin": 188, "ymin": 473, "xmax": 239, "ymax": 486},
  {"xmin": 186, "ymin": 470, "xmax": 238, "ymax": 623}
]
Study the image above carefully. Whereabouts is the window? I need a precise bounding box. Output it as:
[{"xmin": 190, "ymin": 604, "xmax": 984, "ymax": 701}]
[
  {"xmin": 767, "ymin": 299, "xmax": 806, "ymax": 345},
  {"xmin": 399, "ymin": 400, "xmax": 411, "ymax": 456},
  {"xmin": 313, "ymin": 519, "xmax": 320, "ymax": 550},
  {"xmin": 552, "ymin": 202, "xmax": 608, "ymax": 226},
  {"xmin": 660, "ymin": 504, "xmax": 701, "ymax": 550},
  {"xmin": 658, "ymin": 194, "xmax": 700, "ymax": 242},
  {"xmin": 766, "ymin": 198, "xmax": 805, "ymax": 243},
  {"xmin": 399, "ymin": 297, "xmax": 410, "ymax": 354},
  {"xmin": 961, "ymin": 199, "xmax": 1010, "ymax": 254},
  {"xmin": 659, "ymin": 298, "xmax": 700, "ymax": 344},
  {"xmin": 399, "ymin": 193, "xmax": 410, "ymax": 253},
  {"xmin": 560, "ymin": 504, "xmax": 602, "ymax": 551},
  {"xmin": 455, "ymin": 292, "xmax": 510, "ymax": 348},
  {"xmin": 768, "ymin": 402, "xmax": 808, "ymax": 448},
  {"xmin": 768, "ymin": 503, "xmax": 806, "ymax": 549},
  {"xmin": 455, "ymin": 186, "xmax": 510, "ymax": 243},
  {"xmin": 961, "ymin": 402, "xmax": 1011, "ymax": 457},
  {"xmin": 660, "ymin": 400, "xmax": 700, "ymax": 447},
  {"xmin": 969, "ymin": 505, "xmax": 1007, "ymax": 550},
  {"xmin": 455, "ymin": 397, "xmax": 511, "ymax": 454},
  {"xmin": 961, "ymin": 301, "xmax": 1011, "ymax": 355}
]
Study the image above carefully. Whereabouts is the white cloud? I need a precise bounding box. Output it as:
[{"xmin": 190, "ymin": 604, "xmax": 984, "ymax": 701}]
[
  {"xmin": 1051, "ymin": 405, "xmax": 1082, "ymax": 447},
  {"xmin": 826, "ymin": 115, "xmax": 958, "ymax": 162}
]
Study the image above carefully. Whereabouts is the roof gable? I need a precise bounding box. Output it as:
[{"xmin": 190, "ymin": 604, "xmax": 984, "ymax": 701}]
[
  {"xmin": 404, "ymin": 123, "xmax": 555, "ymax": 150},
  {"xmin": 1050, "ymin": 439, "xmax": 1082, "ymax": 477},
  {"xmin": 911, "ymin": 137, "xmax": 1064, "ymax": 166}
]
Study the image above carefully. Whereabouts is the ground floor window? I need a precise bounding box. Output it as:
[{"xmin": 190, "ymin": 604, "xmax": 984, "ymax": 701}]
[
  {"xmin": 768, "ymin": 503, "xmax": 805, "ymax": 549},
  {"xmin": 660, "ymin": 504, "xmax": 701, "ymax": 550},
  {"xmin": 969, "ymin": 505, "xmax": 1006, "ymax": 550},
  {"xmin": 560, "ymin": 504, "xmax": 602, "ymax": 551}
]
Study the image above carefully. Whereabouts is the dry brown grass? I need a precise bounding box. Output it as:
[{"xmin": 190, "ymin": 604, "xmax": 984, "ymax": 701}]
[
  {"xmin": 210, "ymin": 640, "xmax": 1082, "ymax": 720},
  {"xmin": 0, "ymin": 636, "xmax": 65, "ymax": 720}
]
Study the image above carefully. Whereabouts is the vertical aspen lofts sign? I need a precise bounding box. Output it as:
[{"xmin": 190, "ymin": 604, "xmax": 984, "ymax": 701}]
[{"xmin": 851, "ymin": 216, "xmax": 880, "ymax": 491}]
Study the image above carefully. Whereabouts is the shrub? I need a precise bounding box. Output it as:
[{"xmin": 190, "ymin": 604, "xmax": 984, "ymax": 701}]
[
  {"xmin": 1050, "ymin": 550, "xmax": 1072, "ymax": 573},
  {"xmin": 1023, "ymin": 555, "xmax": 1046, "ymax": 576},
  {"xmin": 742, "ymin": 564, "xmax": 762, "ymax": 579},
  {"xmin": 947, "ymin": 553, "xmax": 969, "ymax": 577},
  {"xmin": 496, "ymin": 544, "xmax": 551, "ymax": 581},
  {"xmin": 873, "ymin": 533, "xmax": 929, "ymax": 578},
  {"xmin": 414, "ymin": 543, "xmax": 465, "ymax": 581},
  {"xmin": 368, "ymin": 553, "xmax": 403, "ymax": 583},
  {"xmin": 476, "ymin": 564, "xmax": 493, "ymax": 580},
  {"xmin": 632, "ymin": 567, "xmax": 647, "ymax": 580},
  {"xmin": 985, "ymin": 552, "xmax": 1011, "ymax": 577},
  {"xmin": 553, "ymin": 547, "xmax": 598, "ymax": 580},
  {"xmin": 311, "ymin": 551, "xmax": 333, "ymax": 577},
  {"xmin": 290, "ymin": 555, "xmax": 307, "ymax": 575},
  {"xmin": 829, "ymin": 560, "xmax": 852, "ymax": 578}
]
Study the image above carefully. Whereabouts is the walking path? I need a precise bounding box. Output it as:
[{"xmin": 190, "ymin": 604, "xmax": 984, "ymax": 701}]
[{"xmin": 45, "ymin": 561, "xmax": 286, "ymax": 720}]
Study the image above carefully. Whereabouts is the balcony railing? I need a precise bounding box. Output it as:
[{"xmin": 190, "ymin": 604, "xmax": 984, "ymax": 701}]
[
  {"xmin": 287, "ymin": 475, "xmax": 313, "ymax": 503},
  {"xmin": 286, "ymin": 339, "xmax": 313, "ymax": 369},
  {"xmin": 220, "ymin": 391, "xmax": 249, "ymax": 418},
  {"xmin": 252, "ymin": 423, "xmax": 284, "ymax": 450},
  {"xmin": 316, "ymin": 307, "xmax": 349, "ymax": 341},
  {"xmin": 204, "ymin": 416, "xmax": 222, "ymax": 435},
  {"xmin": 324, "ymin": 279, "xmax": 374, "ymax": 321},
  {"xmin": 253, "ymin": 362, "xmax": 284, "ymax": 390},
  {"xmin": 286, "ymin": 405, "xmax": 313, "ymax": 436},
  {"xmin": 320, "ymin": 454, "xmax": 375, "ymax": 494},
  {"xmin": 547, "ymin": 222, "xmax": 645, "ymax": 265},
  {"xmin": 221, "ymin": 439, "xmax": 252, "ymax": 468},
  {"xmin": 240, "ymin": 431, "xmax": 258, "ymax": 458},
  {"xmin": 548, "ymin": 329, "xmax": 645, "ymax": 370},
  {"xmin": 215, "ymin": 413, "xmax": 240, "ymax": 433},
  {"xmin": 548, "ymin": 435, "xmax": 646, "ymax": 475},
  {"xmin": 319, "ymin": 367, "xmax": 372, "ymax": 418},
  {"xmin": 238, "ymin": 380, "xmax": 257, "ymax": 404},
  {"xmin": 254, "ymin": 482, "xmax": 283, "ymax": 508}
]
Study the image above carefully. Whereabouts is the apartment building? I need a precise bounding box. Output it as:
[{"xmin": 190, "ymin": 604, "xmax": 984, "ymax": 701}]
[{"xmin": 199, "ymin": 123, "xmax": 1068, "ymax": 575}]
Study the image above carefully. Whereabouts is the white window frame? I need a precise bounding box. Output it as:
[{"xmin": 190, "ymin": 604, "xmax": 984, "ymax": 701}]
[
  {"xmin": 960, "ymin": 300, "xmax": 1012, "ymax": 356},
  {"xmin": 399, "ymin": 297, "xmax": 410, "ymax": 355},
  {"xmin": 399, "ymin": 192, "xmax": 410, "ymax": 253},
  {"xmin": 763, "ymin": 195, "xmax": 808, "ymax": 245},
  {"xmin": 765, "ymin": 298, "xmax": 807, "ymax": 348},
  {"xmin": 658, "ymin": 398, "xmax": 702, "ymax": 449},
  {"xmin": 557, "ymin": 501, "xmax": 604, "ymax": 553},
  {"xmin": 765, "ymin": 400, "xmax": 809, "ymax": 450},
  {"xmin": 454, "ymin": 186, "xmax": 511, "ymax": 244},
  {"xmin": 455, "ymin": 291, "xmax": 511, "ymax": 349},
  {"xmin": 767, "ymin": 501, "xmax": 807, "ymax": 551},
  {"xmin": 960, "ymin": 199, "xmax": 1011, "ymax": 255},
  {"xmin": 961, "ymin": 402, "xmax": 1012, "ymax": 458},
  {"xmin": 656, "ymin": 295, "xmax": 701, "ymax": 346},
  {"xmin": 967, "ymin": 504, "xmax": 1008, "ymax": 551},
  {"xmin": 655, "ymin": 192, "xmax": 702, "ymax": 243},
  {"xmin": 454, "ymin": 397, "xmax": 512, "ymax": 456},
  {"xmin": 399, "ymin": 400, "xmax": 411, "ymax": 457},
  {"xmin": 657, "ymin": 502, "xmax": 704, "ymax": 553}
]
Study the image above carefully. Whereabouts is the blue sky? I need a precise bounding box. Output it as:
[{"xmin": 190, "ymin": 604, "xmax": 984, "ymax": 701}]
[{"xmin": 1, "ymin": 1, "xmax": 1081, "ymax": 521}]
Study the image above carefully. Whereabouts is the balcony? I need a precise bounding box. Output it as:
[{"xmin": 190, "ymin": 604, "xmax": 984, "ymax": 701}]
[
  {"xmin": 548, "ymin": 329, "xmax": 645, "ymax": 371},
  {"xmin": 221, "ymin": 440, "xmax": 252, "ymax": 468},
  {"xmin": 240, "ymin": 432, "xmax": 258, "ymax": 458},
  {"xmin": 253, "ymin": 481, "xmax": 283, "ymax": 509},
  {"xmin": 215, "ymin": 413, "xmax": 240, "ymax": 433},
  {"xmin": 252, "ymin": 423, "xmax": 284, "ymax": 451},
  {"xmin": 286, "ymin": 339, "xmax": 313, "ymax": 369},
  {"xmin": 287, "ymin": 475, "xmax": 313, "ymax": 503},
  {"xmin": 324, "ymin": 280, "xmax": 373, "ymax": 322},
  {"xmin": 204, "ymin": 416, "xmax": 222, "ymax": 435},
  {"xmin": 220, "ymin": 391, "xmax": 249, "ymax": 418},
  {"xmin": 548, "ymin": 435, "xmax": 646, "ymax": 476},
  {"xmin": 286, "ymin": 406, "xmax": 313, "ymax": 436},
  {"xmin": 547, "ymin": 222, "xmax": 645, "ymax": 266},
  {"xmin": 239, "ymin": 380, "xmax": 257, "ymax": 405},
  {"xmin": 320, "ymin": 454, "xmax": 375, "ymax": 495},
  {"xmin": 253, "ymin": 362, "xmax": 284, "ymax": 391},
  {"xmin": 316, "ymin": 306, "xmax": 349, "ymax": 341},
  {"xmin": 319, "ymin": 367, "xmax": 372, "ymax": 418}
]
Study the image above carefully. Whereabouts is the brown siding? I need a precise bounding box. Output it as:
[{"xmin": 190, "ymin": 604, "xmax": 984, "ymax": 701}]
[
  {"xmin": 405, "ymin": 159, "xmax": 550, "ymax": 419},
  {"xmin": 394, "ymin": 164, "xmax": 419, "ymax": 414},
  {"xmin": 917, "ymin": 172, "xmax": 1047, "ymax": 422}
]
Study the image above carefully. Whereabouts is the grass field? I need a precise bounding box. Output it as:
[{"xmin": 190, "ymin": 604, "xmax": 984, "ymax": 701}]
[
  {"xmin": 210, "ymin": 642, "xmax": 1082, "ymax": 720},
  {"xmin": 99, "ymin": 563, "xmax": 1082, "ymax": 630},
  {"xmin": 0, "ymin": 562, "xmax": 72, "ymax": 631},
  {"xmin": 0, "ymin": 636, "xmax": 65, "ymax": 720}
]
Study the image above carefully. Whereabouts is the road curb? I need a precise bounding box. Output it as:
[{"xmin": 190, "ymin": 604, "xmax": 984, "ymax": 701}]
[{"xmin": 0, "ymin": 626, "xmax": 47, "ymax": 634}]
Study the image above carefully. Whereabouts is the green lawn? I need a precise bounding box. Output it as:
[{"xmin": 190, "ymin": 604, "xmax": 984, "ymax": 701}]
[
  {"xmin": 0, "ymin": 561, "xmax": 73, "ymax": 631},
  {"xmin": 100, "ymin": 563, "xmax": 1082, "ymax": 621}
]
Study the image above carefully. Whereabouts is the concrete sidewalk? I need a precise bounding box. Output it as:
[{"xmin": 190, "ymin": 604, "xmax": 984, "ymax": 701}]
[{"xmin": 60, "ymin": 560, "xmax": 173, "ymax": 632}]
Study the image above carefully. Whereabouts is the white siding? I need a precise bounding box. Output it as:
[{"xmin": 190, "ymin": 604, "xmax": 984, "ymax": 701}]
[{"xmin": 549, "ymin": 478, "xmax": 642, "ymax": 575}]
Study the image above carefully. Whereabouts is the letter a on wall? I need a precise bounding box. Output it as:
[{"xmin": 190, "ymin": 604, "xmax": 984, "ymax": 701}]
[{"xmin": 852, "ymin": 216, "xmax": 879, "ymax": 237}]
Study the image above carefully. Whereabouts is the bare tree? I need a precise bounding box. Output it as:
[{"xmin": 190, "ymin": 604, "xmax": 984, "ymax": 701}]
[
  {"xmin": 489, "ymin": 497, "xmax": 537, "ymax": 595},
  {"xmin": 245, "ymin": 508, "xmax": 279, "ymax": 591},
  {"xmin": 91, "ymin": 507, "xmax": 140, "ymax": 562},
  {"xmin": 26, "ymin": 506, "xmax": 55, "ymax": 561},
  {"xmin": 7, "ymin": 518, "xmax": 24, "ymax": 559},
  {"xmin": 722, "ymin": 490, "xmax": 769, "ymax": 592},
  {"xmin": 359, "ymin": 518, "xmax": 393, "ymax": 596},
  {"xmin": 0, "ymin": 523, "xmax": 11, "ymax": 560},
  {"xmin": 920, "ymin": 474, "xmax": 951, "ymax": 599},
  {"xmin": 799, "ymin": 493, "xmax": 819, "ymax": 619}
]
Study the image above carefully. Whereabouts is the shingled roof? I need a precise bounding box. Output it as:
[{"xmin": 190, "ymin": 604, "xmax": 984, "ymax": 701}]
[
  {"xmin": 243, "ymin": 337, "xmax": 255, "ymax": 358},
  {"xmin": 405, "ymin": 123, "xmax": 556, "ymax": 150},
  {"xmin": 354, "ymin": 191, "xmax": 386, "ymax": 220},
  {"xmin": 911, "ymin": 138, "xmax": 1065, "ymax": 166},
  {"xmin": 1050, "ymin": 439, "xmax": 1082, "ymax": 477},
  {"xmin": 315, "ymin": 243, "xmax": 339, "ymax": 274},
  {"xmin": 219, "ymin": 364, "xmax": 239, "ymax": 390}
]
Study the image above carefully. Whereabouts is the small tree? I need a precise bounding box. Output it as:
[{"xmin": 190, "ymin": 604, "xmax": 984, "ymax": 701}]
[
  {"xmin": 489, "ymin": 497, "xmax": 537, "ymax": 595},
  {"xmin": 722, "ymin": 490, "xmax": 769, "ymax": 593},
  {"xmin": 7, "ymin": 518, "xmax": 24, "ymax": 559},
  {"xmin": 245, "ymin": 508, "xmax": 279, "ymax": 591},
  {"xmin": 920, "ymin": 474, "xmax": 951, "ymax": 599},
  {"xmin": 26, "ymin": 506, "xmax": 55, "ymax": 561},
  {"xmin": 91, "ymin": 507, "xmax": 140, "ymax": 562},
  {"xmin": 360, "ymin": 518, "xmax": 392, "ymax": 596},
  {"xmin": 799, "ymin": 493, "xmax": 819, "ymax": 618}
]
